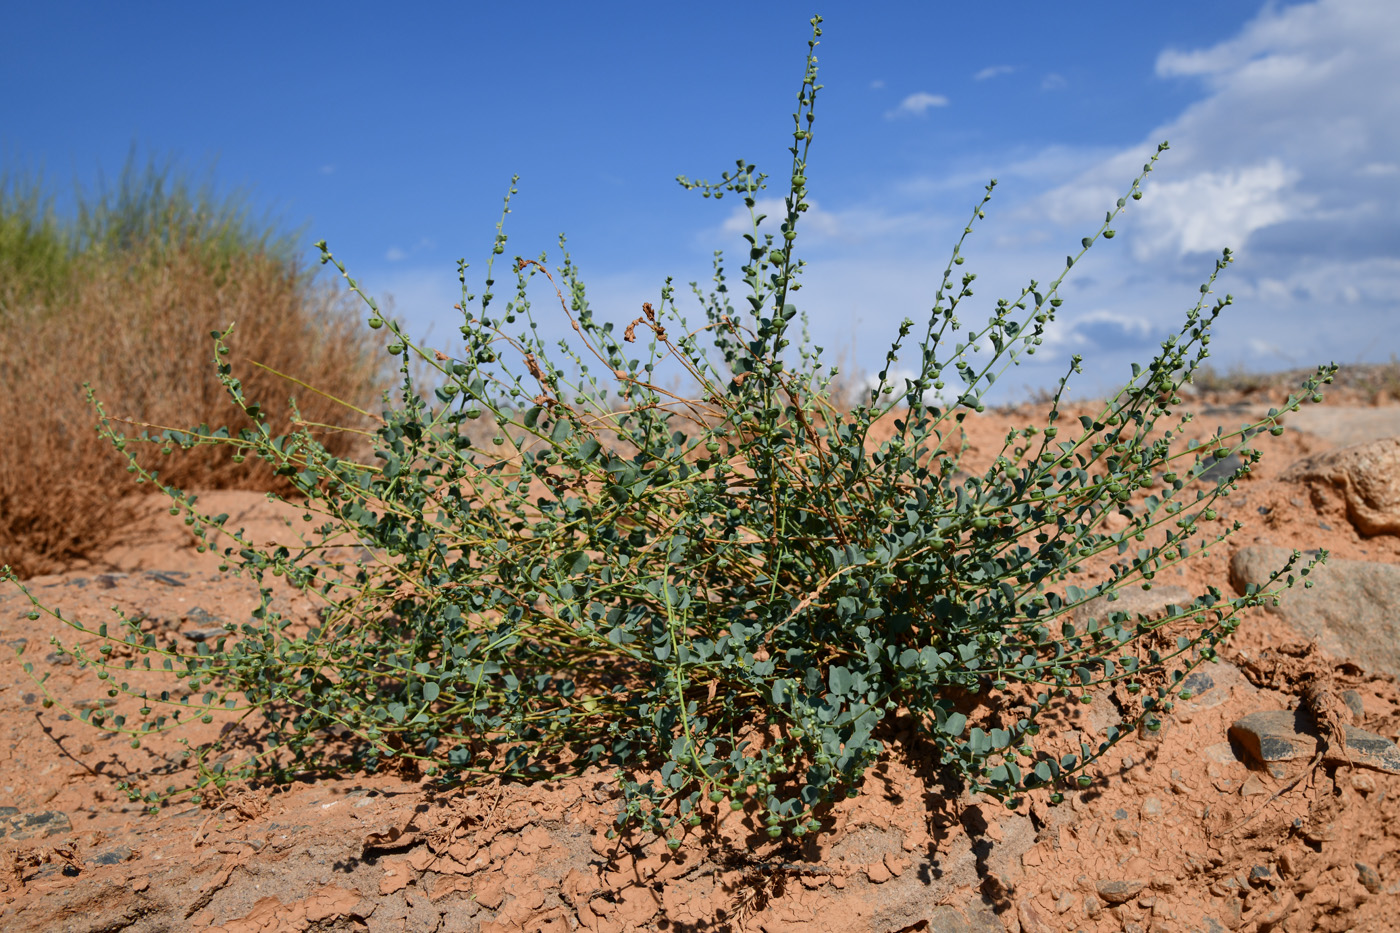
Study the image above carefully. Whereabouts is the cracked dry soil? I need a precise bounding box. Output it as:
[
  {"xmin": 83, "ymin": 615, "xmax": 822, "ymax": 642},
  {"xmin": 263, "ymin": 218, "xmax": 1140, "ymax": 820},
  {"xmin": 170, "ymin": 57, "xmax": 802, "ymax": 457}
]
[{"xmin": 3, "ymin": 393, "xmax": 1400, "ymax": 933}]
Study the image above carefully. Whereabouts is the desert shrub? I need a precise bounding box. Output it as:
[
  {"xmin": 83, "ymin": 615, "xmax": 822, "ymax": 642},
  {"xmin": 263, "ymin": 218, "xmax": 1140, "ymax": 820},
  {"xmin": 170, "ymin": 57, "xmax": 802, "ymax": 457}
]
[
  {"xmin": 5, "ymin": 17, "xmax": 1332, "ymax": 840},
  {"xmin": 0, "ymin": 175, "xmax": 74, "ymax": 314},
  {"xmin": 0, "ymin": 160, "xmax": 388, "ymax": 577}
]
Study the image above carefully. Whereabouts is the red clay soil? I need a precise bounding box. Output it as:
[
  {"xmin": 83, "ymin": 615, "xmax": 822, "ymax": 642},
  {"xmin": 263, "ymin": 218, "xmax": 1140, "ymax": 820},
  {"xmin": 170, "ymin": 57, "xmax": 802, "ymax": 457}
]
[{"xmin": 2, "ymin": 394, "xmax": 1400, "ymax": 933}]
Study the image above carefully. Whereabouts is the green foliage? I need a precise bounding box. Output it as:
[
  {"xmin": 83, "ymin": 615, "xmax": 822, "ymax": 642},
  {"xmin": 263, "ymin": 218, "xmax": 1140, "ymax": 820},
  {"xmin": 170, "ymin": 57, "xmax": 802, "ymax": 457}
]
[
  {"xmin": 72, "ymin": 152, "xmax": 298, "ymax": 272},
  {"xmin": 0, "ymin": 152, "xmax": 298, "ymax": 320},
  {"xmin": 4, "ymin": 16, "xmax": 1333, "ymax": 836},
  {"xmin": 0, "ymin": 173, "xmax": 73, "ymax": 312}
]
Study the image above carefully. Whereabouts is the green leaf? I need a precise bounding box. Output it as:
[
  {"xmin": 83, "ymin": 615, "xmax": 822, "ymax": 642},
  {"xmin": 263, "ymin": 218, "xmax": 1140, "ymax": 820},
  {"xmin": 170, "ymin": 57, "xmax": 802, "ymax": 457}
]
[
  {"xmin": 829, "ymin": 666, "xmax": 852, "ymax": 696},
  {"xmin": 422, "ymin": 682, "xmax": 440, "ymax": 702}
]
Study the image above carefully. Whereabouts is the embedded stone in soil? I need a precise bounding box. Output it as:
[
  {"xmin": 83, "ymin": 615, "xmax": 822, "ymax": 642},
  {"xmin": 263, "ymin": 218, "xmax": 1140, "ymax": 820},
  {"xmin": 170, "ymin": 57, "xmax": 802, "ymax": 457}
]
[{"xmin": 1229, "ymin": 708, "xmax": 1400, "ymax": 774}]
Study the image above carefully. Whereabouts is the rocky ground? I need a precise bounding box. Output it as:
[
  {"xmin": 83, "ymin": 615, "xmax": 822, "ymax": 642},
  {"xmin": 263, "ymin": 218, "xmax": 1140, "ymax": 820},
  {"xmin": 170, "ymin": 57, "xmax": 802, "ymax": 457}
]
[{"xmin": 3, "ymin": 388, "xmax": 1400, "ymax": 933}]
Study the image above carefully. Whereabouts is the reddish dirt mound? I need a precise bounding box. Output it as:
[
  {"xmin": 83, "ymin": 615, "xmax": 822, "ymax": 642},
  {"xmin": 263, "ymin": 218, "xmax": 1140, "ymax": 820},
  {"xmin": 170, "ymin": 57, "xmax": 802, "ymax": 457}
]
[{"xmin": 3, "ymin": 397, "xmax": 1400, "ymax": 932}]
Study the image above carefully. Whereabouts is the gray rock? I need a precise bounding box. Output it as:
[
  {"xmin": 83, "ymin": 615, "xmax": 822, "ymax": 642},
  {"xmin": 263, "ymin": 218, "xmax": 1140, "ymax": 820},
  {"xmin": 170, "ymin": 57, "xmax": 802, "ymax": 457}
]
[
  {"xmin": 185, "ymin": 606, "xmax": 221, "ymax": 625},
  {"xmin": 1229, "ymin": 708, "xmax": 1400, "ymax": 774},
  {"xmin": 1357, "ymin": 862, "xmax": 1382, "ymax": 894},
  {"xmin": 90, "ymin": 845, "xmax": 134, "ymax": 866},
  {"xmin": 925, "ymin": 903, "xmax": 1003, "ymax": 933},
  {"xmin": 1282, "ymin": 436, "xmax": 1400, "ymax": 535},
  {"xmin": 1181, "ymin": 670, "xmax": 1214, "ymax": 696},
  {"xmin": 1199, "ymin": 452, "xmax": 1243, "ymax": 484},
  {"xmin": 1341, "ymin": 689, "xmax": 1365, "ymax": 720},
  {"xmin": 1337, "ymin": 727, "xmax": 1400, "ymax": 773},
  {"xmin": 0, "ymin": 807, "xmax": 72, "ymax": 840},
  {"xmin": 1181, "ymin": 659, "xmax": 1256, "ymax": 711},
  {"xmin": 1230, "ymin": 546, "xmax": 1400, "ymax": 679},
  {"xmin": 1095, "ymin": 878, "xmax": 1145, "ymax": 904}
]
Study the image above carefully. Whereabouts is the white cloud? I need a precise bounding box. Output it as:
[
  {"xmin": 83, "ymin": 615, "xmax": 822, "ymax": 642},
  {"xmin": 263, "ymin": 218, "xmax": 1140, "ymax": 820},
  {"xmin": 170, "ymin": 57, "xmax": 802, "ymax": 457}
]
[
  {"xmin": 384, "ymin": 239, "xmax": 434, "ymax": 264},
  {"xmin": 1358, "ymin": 162, "xmax": 1399, "ymax": 177},
  {"xmin": 886, "ymin": 92, "xmax": 949, "ymax": 119},
  {"xmin": 1000, "ymin": 0, "xmax": 1400, "ymax": 372},
  {"xmin": 862, "ymin": 368, "xmax": 952, "ymax": 407},
  {"xmin": 714, "ymin": 196, "xmax": 945, "ymax": 247},
  {"xmin": 719, "ymin": 197, "xmax": 842, "ymax": 239},
  {"xmin": 649, "ymin": 0, "xmax": 1400, "ymax": 401},
  {"xmin": 1038, "ymin": 309, "xmax": 1159, "ymax": 359},
  {"xmin": 1041, "ymin": 73, "xmax": 1067, "ymax": 90},
  {"xmin": 1132, "ymin": 159, "xmax": 1313, "ymax": 259},
  {"xmin": 359, "ymin": 266, "xmax": 461, "ymax": 341},
  {"xmin": 975, "ymin": 65, "xmax": 1015, "ymax": 81},
  {"xmin": 1244, "ymin": 336, "xmax": 1291, "ymax": 362},
  {"xmin": 869, "ymin": 79, "xmax": 885, "ymax": 90}
]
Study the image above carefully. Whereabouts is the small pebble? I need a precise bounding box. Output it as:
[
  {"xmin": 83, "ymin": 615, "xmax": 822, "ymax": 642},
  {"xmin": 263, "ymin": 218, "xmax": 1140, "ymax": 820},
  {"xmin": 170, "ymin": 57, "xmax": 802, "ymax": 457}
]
[
  {"xmin": 1357, "ymin": 862, "xmax": 1382, "ymax": 894},
  {"xmin": 1096, "ymin": 879, "xmax": 1146, "ymax": 905}
]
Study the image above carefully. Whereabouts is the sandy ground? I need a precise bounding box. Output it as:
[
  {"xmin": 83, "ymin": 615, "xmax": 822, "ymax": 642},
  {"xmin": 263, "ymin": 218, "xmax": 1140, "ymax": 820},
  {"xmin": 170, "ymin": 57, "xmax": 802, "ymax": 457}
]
[{"xmin": 2, "ymin": 393, "xmax": 1400, "ymax": 933}]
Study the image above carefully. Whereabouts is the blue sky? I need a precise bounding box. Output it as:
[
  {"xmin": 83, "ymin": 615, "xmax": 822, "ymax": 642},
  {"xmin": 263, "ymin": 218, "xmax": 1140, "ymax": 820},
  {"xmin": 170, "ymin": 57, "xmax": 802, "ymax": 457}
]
[{"xmin": 6, "ymin": 1, "xmax": 1397, "ymax": 399}]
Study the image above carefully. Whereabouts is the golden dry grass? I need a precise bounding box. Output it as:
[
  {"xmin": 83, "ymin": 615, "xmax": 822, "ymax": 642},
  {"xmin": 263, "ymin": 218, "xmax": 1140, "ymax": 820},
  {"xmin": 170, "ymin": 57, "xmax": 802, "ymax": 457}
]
[{"xmin": 0, "ymin": 244, "xmax": 389, "ymax": 577}]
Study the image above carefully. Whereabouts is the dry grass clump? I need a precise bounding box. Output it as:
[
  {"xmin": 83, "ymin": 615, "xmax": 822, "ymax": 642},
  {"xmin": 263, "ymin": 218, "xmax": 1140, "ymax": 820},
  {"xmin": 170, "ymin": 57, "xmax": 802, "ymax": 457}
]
[{"xmin": 0, "ymin": 169, "xmax": 389, "ymax": 578}]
